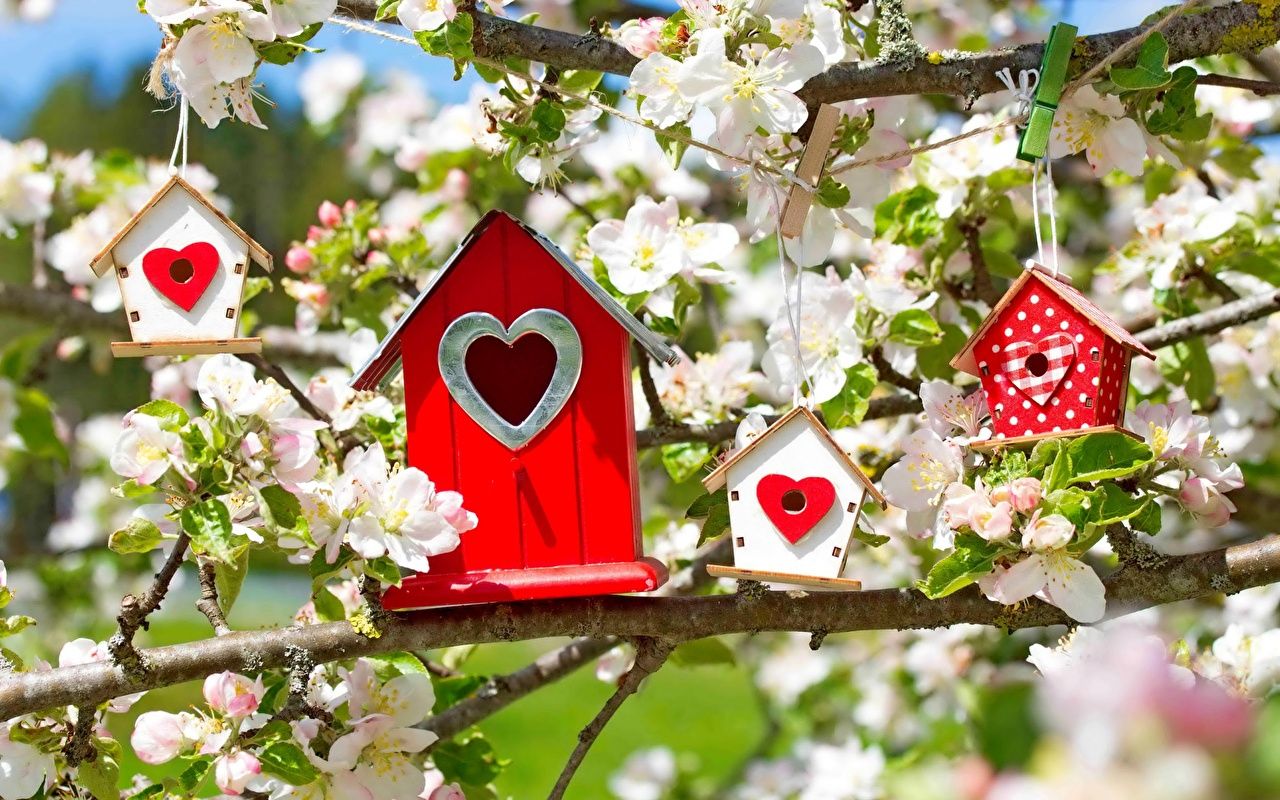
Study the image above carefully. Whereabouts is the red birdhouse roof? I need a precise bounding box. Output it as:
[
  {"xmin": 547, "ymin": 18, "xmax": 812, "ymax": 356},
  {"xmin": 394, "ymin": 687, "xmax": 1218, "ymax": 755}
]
[
  {"xmin": 350, "ymin": 210, "xmax": 678, "ymax": 392},
  {"xmin": 950, "ymin": 262, "xmax": 1155, "ymax": 377}
]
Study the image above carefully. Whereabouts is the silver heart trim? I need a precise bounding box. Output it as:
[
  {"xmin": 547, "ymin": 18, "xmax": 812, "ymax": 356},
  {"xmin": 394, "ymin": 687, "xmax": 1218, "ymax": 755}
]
[{"xmin": 438, "ymin": 309, "xmax": 583, "ymax": 451}]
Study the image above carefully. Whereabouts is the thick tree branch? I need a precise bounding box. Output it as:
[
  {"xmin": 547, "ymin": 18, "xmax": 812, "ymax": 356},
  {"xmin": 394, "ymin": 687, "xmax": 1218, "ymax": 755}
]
[
  {"xmin": 5, "ymin": 534, "xmax": 1278, "ymax": 722},
  {"xmin": 337, "ymin": 1, "xmax": 1280, "ymax": 105},
  {"xmin": 547, "ymin": 637, "xmax": 674, "ymax": 800}
]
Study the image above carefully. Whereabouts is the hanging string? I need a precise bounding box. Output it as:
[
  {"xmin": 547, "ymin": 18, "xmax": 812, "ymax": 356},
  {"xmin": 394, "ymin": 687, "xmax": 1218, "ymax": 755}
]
[
  {"xmin": 757, "ymin": 168, "xmax": 814, "ymax": 408},
  {"xmin": 1044, "ymin": 154, "xmax": 1059, "ymax": 276},
  {"xmin": 167, "ymin": 95, "xmax": 189, "ymax": 178},
  {"xmin": 994, "ymin": 67, "xmax": 1039, "ymax": 121}
]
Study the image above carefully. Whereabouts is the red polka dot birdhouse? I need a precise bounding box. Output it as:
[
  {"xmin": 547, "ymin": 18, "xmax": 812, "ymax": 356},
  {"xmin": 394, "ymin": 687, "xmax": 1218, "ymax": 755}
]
[
  {"xmin": 702, "ymin": 407, "xmax": 886, "ymax": 590},
  {"xmin": 951, "ymin": 262, "xmax": 1155, "ymax": 446},
  {"xmin": 90, "ymin": 176, "xmax": 272, "ymax": 357},
  {"xmin": 351, "ymin": 210, "xmax": 678, "ymax": 609}
]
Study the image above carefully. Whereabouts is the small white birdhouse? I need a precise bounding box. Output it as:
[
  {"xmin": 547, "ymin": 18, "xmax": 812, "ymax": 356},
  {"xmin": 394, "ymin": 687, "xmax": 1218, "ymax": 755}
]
[
  {"xmin": 703, "ymin": 407, "xmax": 886, "ymax": 590},
  {"xmin": 90, "ymin": 176, "xmax": 272, "ymax": 357}
]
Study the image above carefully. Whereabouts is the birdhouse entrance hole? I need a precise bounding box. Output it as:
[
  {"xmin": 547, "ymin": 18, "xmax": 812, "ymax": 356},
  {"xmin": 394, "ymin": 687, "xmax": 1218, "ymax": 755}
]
[
  {"xmin": 1025, "ymin": 351, "xmax": 1050, "ymax": 377},
  {"xmin": 781, "ymin": 489, "xmax": 807, "ymax": 513},
  {"xmin": 169, "ymin": 258, "xmax": 195, "ymax": 284},
  {"xmin": 463, "ymin": 332, "xmax": 559, "ymax": 425}
]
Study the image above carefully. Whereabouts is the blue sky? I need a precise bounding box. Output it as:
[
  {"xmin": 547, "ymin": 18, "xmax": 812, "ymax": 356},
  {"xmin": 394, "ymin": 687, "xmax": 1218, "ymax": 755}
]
[{"xmin": 0, "ymin": 0, "xmax": 1163, "ymax": 137}]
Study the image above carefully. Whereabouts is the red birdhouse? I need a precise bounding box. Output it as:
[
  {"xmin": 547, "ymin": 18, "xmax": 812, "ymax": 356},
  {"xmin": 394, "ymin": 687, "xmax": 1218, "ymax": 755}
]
[
  {"xmin": 351, "ymin": 211, "xmax": 677, "ymax": 609},
  {"xmin": 951, "ymin": 263, "xmax": 1155, "ymax": 446}
]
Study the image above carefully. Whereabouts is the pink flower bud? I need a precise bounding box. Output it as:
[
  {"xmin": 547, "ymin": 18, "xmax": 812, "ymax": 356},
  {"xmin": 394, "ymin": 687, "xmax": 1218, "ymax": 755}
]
[
  {"xmin": 427, "ymin": 783, "xmax": 467, "ymax": 800},
  {"xmin": 343, "ymin": 199, "xmax": 358, "ymax": 214},
  {"xmin": 285, "ymin": 246, "xmax": 315, "ymax": 274},
  {"xmin": 131, "ymin": 711, "xmax": 187, "ymax": 765},
  {"xmin": 1006, "ymin": 477, "xmax": 1042, "ymax": 514},
  {"xmin": 442, "ymin": 168, "xmax": 470, "ymax": 201},
  {"xmin": 368, "ymin": 227, "xmax": 386, "ymax": 246},
  {"xmin": 366, "ymin": 250, "xmax": 392, "ymax": 268},
  {"xmin": 1180, "ymin": 476, "xmax": 1236, "ymax": 528},
  {"xmin": 317, "ymin": 200, "xmax": 342, "ymax": 228},
  {"xmin": 435, "ymin": 490, "xmax": 478, "ymax": 533},
  {"xmin": 617, "ymin": 16, "xmax": 665, "ymax": 57},
  {"xmin": 214, "ymin": 750, "xmax": 261, "ymax": 796},
  {"xmin": 202, "ymin": 671, "xmax": 264, "ymax": 719},
  {"xmin": 306, "ymin": 225, "xmax": 326, "ymax": 243}
]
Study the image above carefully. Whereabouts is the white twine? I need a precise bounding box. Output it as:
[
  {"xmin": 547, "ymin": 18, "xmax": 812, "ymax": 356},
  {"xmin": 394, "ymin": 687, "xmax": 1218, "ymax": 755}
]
[
  {"xmin": 758, "ymin": 168, "xmax": 815, "ymax": 408},
  {"xmin": 1029, "ymin": 155, "xmax": 1061, "ymax": 276},
  {"xmin": 167, "ymin": 95, "xmax": 189, "ymax": 178},
  {"xmin": 994, "ymin": 67, "xmax": 1039, "ymax": 123}
]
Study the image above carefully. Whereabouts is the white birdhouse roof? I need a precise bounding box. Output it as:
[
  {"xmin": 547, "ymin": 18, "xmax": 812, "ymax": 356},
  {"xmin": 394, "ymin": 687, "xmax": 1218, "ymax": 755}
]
[
  {"xmin": 702, "ymin": 406, "xmax": 886, "ymax": 507},
  {"xmin": 89, "ymin": 175, "xmax": 272, "ymax": 278}
]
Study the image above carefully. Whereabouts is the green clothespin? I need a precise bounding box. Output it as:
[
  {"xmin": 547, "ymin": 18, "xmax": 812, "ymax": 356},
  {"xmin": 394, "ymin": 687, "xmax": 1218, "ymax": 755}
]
[{"xmin": 1016, "ymin": 22, "xmax": 1079, "ymax": 163}]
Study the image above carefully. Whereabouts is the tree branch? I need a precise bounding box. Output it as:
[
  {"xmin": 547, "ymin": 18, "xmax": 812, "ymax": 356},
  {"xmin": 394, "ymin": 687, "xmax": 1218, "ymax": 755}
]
[
  {"xmin": 107, "ymin": 532, "xmax": 190, "ymax": 677},
  {"xmin": 5, "ymin": 534, "xmax": 1278, "ymax": 722},
  {"xmin": 336, "ymin": 1, "xmax": 1280, "ymax": 105},
  {"xmin": 195, "ymin": 558, "xmax": 233, "ymax": 637},
  {"xmin": 547, "ymin": 637, "xmax": 673, "ymax": 800},
  {"xmin": 1197, "ymin": 72, "xmax": 1280, "ymax": 95}
]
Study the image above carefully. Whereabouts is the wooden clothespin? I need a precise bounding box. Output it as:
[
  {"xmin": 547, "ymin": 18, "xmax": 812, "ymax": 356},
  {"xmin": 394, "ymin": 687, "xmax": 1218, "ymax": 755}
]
[
  {"xmin": 780, "ymin": 104, "xmax": 842, "ymax": 239},
  {"xmin": 1016, "ymin": 22, "xmax": 1078, "ymax": 163}
]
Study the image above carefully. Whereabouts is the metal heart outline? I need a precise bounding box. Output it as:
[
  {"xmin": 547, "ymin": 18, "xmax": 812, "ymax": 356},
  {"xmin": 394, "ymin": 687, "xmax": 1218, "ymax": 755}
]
[{"xmin": 438, "ymin": 309, "xmax": 583, "ymax": 451}]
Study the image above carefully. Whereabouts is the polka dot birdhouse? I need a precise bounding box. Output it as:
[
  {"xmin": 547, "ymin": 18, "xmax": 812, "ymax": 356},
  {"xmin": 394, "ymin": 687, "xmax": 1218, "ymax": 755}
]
[
  {"xmin": 703, "ymin": 407, "xmax": 886, "ymax": 590},
  {"xmin": 90, "ymin": 176, "xmax": 272, "ymax": 357},
  {"xmin": 351, "ymin": 211, "xmax": 677, "ymax": 609},
  {"xmin": 951, "ymin": 263, "xmax": 1155, "ymax": 447}
]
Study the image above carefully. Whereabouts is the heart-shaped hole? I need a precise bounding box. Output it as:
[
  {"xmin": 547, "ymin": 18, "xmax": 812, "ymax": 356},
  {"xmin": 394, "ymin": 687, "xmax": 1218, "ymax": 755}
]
[
  {"xmin": 1025, "ymin": 351, "xmax": 1049, "ymax": 377},
  {"xmin": 169, "ymin": 258, "xmax": 195, "ymax": 284},
  {"xmin": 464, "ymin": 333, "xmax": 559, "ymax": 426},
  {"xmin": 781, "ymin": 489, "xmax": 807, "ymax": 513}
]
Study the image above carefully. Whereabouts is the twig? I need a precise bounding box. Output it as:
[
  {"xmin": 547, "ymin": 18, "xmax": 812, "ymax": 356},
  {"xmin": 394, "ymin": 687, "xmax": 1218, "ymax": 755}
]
[
  {"xmin": 869, "ymin": 346, "xmax": 922, "ymax": 394},
  {"xmin": 196, "ymin": 558, "xmax": 232, "ymax": 636},
  {"xmin": 635, "ymin": 339, "xmax": 674, "ymax": 430},
  {"xmin": 1196, "ymin": 73, "xmax": 1280, "ymax": 96},
  {"xmin": 107, "ymin": 532, "xmax": 191, "ymax": 676},
  {"xmin": 958, "ymin": 214, "xmax": 1001, "ymax": 306},
  {"xmin": 547, "ymin": 637, "xmax": 674, "ymax": 800},
  {"xmin": 239, "ymin": 353, "xmax": 331, "ymax": 425},
  {"xmin": 62, "ymin": 705, "xmax": 97, "ymax": 767},
  {"xmin": 7, "ymin": 533, "xmax": 1279, "ymax": 722}
]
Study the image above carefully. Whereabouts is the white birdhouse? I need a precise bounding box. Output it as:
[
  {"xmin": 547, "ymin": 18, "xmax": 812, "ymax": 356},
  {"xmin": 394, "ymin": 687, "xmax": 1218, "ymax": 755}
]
[
  {"xmin": 703, "ymin": 407, "xmax": 886, "ymax": 590},
  {"xmin": 90, "ymin": 176, "xmax": 272, "ymax": 357}
]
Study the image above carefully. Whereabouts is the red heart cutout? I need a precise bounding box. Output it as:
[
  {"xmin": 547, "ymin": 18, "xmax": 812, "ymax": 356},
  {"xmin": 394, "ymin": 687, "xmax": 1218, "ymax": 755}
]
[
  {"xmin": 756, "ymin": 474, "xmax": 837, "ymax": 544},
  {"xmin": 464, "ymin": 332, "xmax": 558, "ymax": 426},
  {"xmin": 1002, "ymin": 332, "xmax": 1076, "ymax": 405},
  {"xmin": 142, "ymin": 241, "xmax": 220, "ymax": 312}
]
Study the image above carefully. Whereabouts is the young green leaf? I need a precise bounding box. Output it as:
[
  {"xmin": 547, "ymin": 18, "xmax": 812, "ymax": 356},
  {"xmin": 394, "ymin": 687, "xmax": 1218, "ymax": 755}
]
[
  {"xmin": 258, "ymin": 742, "xmax": 320, "ymax": 785},
  {"xmin": 181, "ymin": 499, "xmax": 239, "ymax": 564},
  {"xmin": 109, "ymin": 518, "xmax": 167, "ymax": 555},
  {"xmin": 917, "ymin": 534, "xmax": 1006, "ymax": 599},
  {"xmin": 1065, "ymin": 432, "xmax": 1153, "ymax": 485},
  {"xmin": 888, "ymin": 308, "xmax": 943, "ymax": 347},
  {"xmin": 1109, "ymin": 31, "xmax": 1171, "ymax": 90}
]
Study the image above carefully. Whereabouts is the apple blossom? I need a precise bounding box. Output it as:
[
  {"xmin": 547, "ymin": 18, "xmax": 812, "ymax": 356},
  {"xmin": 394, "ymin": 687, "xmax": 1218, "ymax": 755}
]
[
  {"xmin": 609, "ymin": 747, "xmax": 677, "ymax": 800},
  {"xmin": 881, "ymin": 429, "xmax": 965, "ymax": 538},
  {"xmin": 0, "ymin": 138, "xmax": 54, "ymax": 234},
  {"xmin": 987, "ymin": 511, "xmax": 1105, "ymax": 623},
  {"xmin": 130, "ymin": 711, "xmax": 190, "ymax": 765},
  {"xmin": 110, "ymin": 412, "xmax": 184, "ymax": 486},
  {"xmin": 617, "ymin": 17, "xmax": 665, "ymax": 58},
  {"xmin": 761, "ymin": 270, "xmax": 862, "ymax": 403},
  {"xmin": 265, "ymin": 0, "xmax": 337, "ymax": 38},
  {"xmin": 285, "ymin": 245, "xmax": 316, "ymax": 273},
  {"xmin": 425, "ymin": 783, "xmax": 467, "ymax": 800},
  {"xmin": 174, "ymin": 2, "xmax": 276, "ymax": 87},
  {"xmin": 203, "ymin": 671, "xmax": 266, "ymax": 719},
  {"xmin": 214, "ymin": 749, "xmax": 262, "ymax": 795},
  {"xmin": 299, "ymin": 53, "xmax": 366, "ymax": 127},
  {"xmin": 1050, "ymin": 86, "xmax": 1148, "ymax": 177},
  {"xmin": 630, "ymin": 53, "xmax": 696, "ymax": 128},
  {"xmin": 1000, "ymin": 477, "xmax": 1043, "ymax": 515},
  {"xmin": 398, "ymin": 0, "xmax": 457, "ymax": 32},
  {"xmin": 329, "ymin": 714, "xmax": 439, "ymax": 799},
  {"xmin": 0, "ymin": 725, "xmax": 53, "ymax": 800},
  {"xmin": 1179, "ymin": 476, "xmax": 1237, "ymax": 528},
  {"xmin": 318, "ymin": 199, "xmax": 343, "ymax": 227},
  {"xmin": 919, "ymin": 380, "xmax": 990, "ymax": 443}
]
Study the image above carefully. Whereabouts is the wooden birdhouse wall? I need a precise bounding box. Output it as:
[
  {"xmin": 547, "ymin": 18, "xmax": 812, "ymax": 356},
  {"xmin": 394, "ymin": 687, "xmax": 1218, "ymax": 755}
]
[
  {"xmin": 724, "ymin": 415, "xmax": 861, "ymax": 580},
  {"xmin": 978, "ymin": 279, "xmax": 1110, "ymax": 440},
  {"xmin": 109, "ymin": 190, "xmax": 249, "ymax": 343},
  {"xmin": 1096, "ymin": 338, "xmax": 1131, "ymax": 426},
  {"xmin": 399, "ymin": 214, "xmax": 642, "ymax": 577}
]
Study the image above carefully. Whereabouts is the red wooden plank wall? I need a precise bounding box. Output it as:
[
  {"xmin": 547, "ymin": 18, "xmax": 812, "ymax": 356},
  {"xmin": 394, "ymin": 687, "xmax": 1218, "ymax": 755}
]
[{"xmin": 400, "ymin": 214, "xmax": 641, "ymax": 576}]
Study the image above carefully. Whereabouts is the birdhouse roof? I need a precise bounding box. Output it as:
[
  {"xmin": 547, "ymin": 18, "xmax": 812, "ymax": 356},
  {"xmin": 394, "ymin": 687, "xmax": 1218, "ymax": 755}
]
[
  {"xmin": 350, "ymin": 210, "xmax": 678, "ymax": 392},
  {"xmin": 89, "ymin": 175, "xmax": 272, "ymax": 278},
  {"xmin": 950, "ymin": 262, "xmax": 1154, "ymax": 376},
  {"xmin": 701, "ymin": 406, "xmax": 886, "ymax": 507}
]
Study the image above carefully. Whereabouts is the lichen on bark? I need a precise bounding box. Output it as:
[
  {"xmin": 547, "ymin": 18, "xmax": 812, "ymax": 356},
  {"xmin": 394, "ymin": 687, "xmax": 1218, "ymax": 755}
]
[{"xmin": 875, "ymin": 0, "xmax": 924, "ymax": 71}]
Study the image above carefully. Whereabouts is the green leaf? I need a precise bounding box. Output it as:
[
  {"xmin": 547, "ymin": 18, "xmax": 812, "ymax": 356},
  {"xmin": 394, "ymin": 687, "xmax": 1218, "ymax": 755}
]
[
  {"xmin": 1157, "ymin": 338, "xmax": 1215, "ymax": 407},
  {"xmin": 530, "ymin": 100, "xmax": 566, "ymax": 142},
  {"xmin": 875, "ymin": 186, "xmax": 941, "ymax": 246},
  {"xmin": 109, "ymin": 518, "xmax": 167, "ymax": 555},
  {"xmin": 215, "ymin": 546, "xmax": 250, "ymax": 617},
  {"xmin": 661, "ymin": 441, "xmax": 712, "ymax": 484},
  {"xmin": 0, "ymin": 615, "xmax": 35, "ymax": 637},
  {"xmin": 178, "ymin": 757, "xmax": 212, "ymax": 794},
  {"xmin": 258, "ymin": 742, "xmax": 320, "ymax": 786},
  {"xmin": 312, "ymin": 586, "xmax": 347, "ymax": 622},
  {"xmin": 916, "ymin": 534, "xmax": 1005, "ymax": 599},
  {"xmin": 820, "ymin": 363, "xmax": 878, "ymax": 427},
  {"xmin": 815, "ymin": 175, "xmax": 851, "ymax": 209},
  {"xmin": 433, "ymin": 674, "xmax": 488, "ymax": 712},
  {"xmin": 0, "ymin": 586, "xmax": 10, "ymax": 611},
  {"xmin": 687, "ymin": 487, "xmax": 730, "ymax": 545},
  {"xmin": 973, "ymin": 682, "xmax": 1039, "ymax": 769},
  {"xmin": 1065, "ymin": 432, "xmax": 1153, "ymax": 485},
  {"xmin": 112, "ymin": 479, "xmax": 158, "ymax": 500},
  {"xmin": 1132, "ymin": 498, "xmax": 1163, "ymax": 535},
  {"xmin": 1041, "ymin": 486, "xmax": 1096, "ymax": 530},
  {"xmin": 654, "ymin": 123, "xmax": 692, "ymax": 169},
  {"xmin": 15, "ymin": 388, "xmax": 67, "ymax": 463},
  {"xmin": 258, "ymin": 485, "xmax": 311, "ymax": 542},
  {"xmin": 79, "ymin": 750, "xmax": 121, "ymax": 800},
  {"xmin": 851, "ymin": 517, "xmax": 890, "ymax": 548},
  {"xmin": 0, "ymin": 331, "xmax": 51, "ymax": 382},
  {"xmin": 367, "ymin": 651, "xmax": 430, "ymax": 679},
  {"xmin": 1109, "ymin": 31, "xmax": 1171, "ymax": 90},
  {"xmin": 1025, "ymin": 439, "xmax": 1061, "ymax": 480},
  {"xmin": 363, "ymin": 555, "xmax": 403, "ymax": 587},
  {"xmin": 433, "ymin": 733, "xmax": 508, "ymax": 787},
  {"xmin": 670, "ymin": 637, "xmax": 736, "ymax": 666},
  {"xmin": 888, "ymin": 308, "xmax": 943, "ymax": 347},
  {"xmin": 135, "ymin": 399, "xmax": 189, "ymax": 430},
  {"xmin": 1092, "ymin": 483, "xmax": 1150, "ymax": 526},
  {"xmin": 181, "ymin": 499, "xmax": 239, "ymax": 564},
  {"xmin": 558, "ymin": 69, "xmax": 603, "ymax": 95}
]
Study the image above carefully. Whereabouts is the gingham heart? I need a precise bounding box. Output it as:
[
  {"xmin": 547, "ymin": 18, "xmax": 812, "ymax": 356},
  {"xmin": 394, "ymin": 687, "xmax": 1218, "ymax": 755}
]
[{"xmin": 1002, "ymin": 333, "xmax": 1075, "ymax": 405}]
